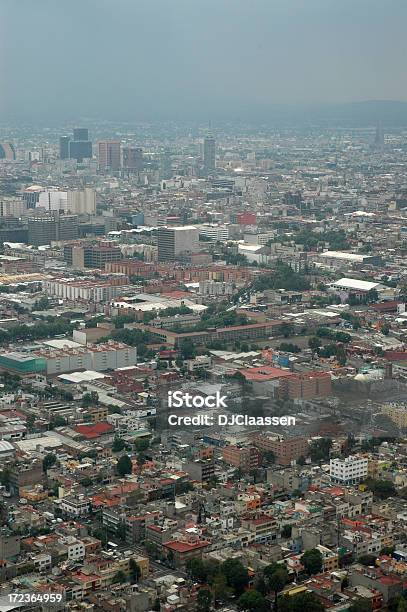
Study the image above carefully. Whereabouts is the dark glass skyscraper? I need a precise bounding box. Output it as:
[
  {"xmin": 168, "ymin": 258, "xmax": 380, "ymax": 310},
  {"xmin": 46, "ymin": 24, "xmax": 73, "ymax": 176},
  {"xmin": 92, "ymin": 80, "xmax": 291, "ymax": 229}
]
[
  {"xmin": 73, "ymin": 128, "xmax": 89, "ymax": 142},
  {"xmin": 59, "ymin": 136, "xmax": 71, "ymax": 159},
  {"xmin": 69, "ymin": 128, "xmax": 92, "ymax": 162}
]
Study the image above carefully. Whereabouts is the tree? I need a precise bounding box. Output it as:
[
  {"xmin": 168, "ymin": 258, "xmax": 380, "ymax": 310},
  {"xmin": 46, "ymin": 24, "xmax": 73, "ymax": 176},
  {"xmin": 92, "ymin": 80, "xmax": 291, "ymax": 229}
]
[
  {"xmin": 129, "ymin": 558, "xmax": 141, "ymax": 583},
  {"xmin": 280, "ymin": 323, "xmax": 294, "ymax": 338},
  {"xmin": 186, "ymin": 558, "xmax": 207, "ymax": 582},
  {"xmin": 81, "ymin": 391, "xmax": 99, "ymax": 407},
  {"xmin": 278, "ymin": 591, "xmax": 324, "ymax": 612},
  {"xmin": 336, "ymin": 344, "xmax": 347, "ymax": 366},
  {"xmin": 42, "ymin": 453, "xmax": 57, "ymax": 473},
  {"xmin": 34, "ymin": 296, "xmax": 50, "ymax": 311},
  {"xmin": 213, "ymin": 572, "xmax": 232, "ymax": 603},
  {"xmin": 281, "ymin": 525, "xmax": 292, "ymax": 538},
  {"xmin": 221, "ymin": 558, "xmax": 249, "ymax": 596},
  {"xmin": 302, "ymin": 548, "xmax": 323, "ymax": 575},
  {"xmin": 113, "ymin": 570, "xmax": 126, "ymax": 584},
  {"xmin": 197, "ymin": 588, "xmax": 213, "ymax": 612},
  {"xmin": 112, "ymin": 436, "xmax": 126, "ymax": 453},
  {"xmin": 349, "ymin": 600, "xmax": 373, "ymax": 612},
  {"xmin": 310, "ymin": 438, "xmax": 332, "ymax": 462},
  {"xmin": 364, "ymin": 477, "xmax": 396, "ymax": 500},
  {"xmin": 381, "ymin": 322, "xmax": 390, "ymax": 336},
  {"xmin": 308, "ymin": 337, "xmax": 321, "ymax": 352},
  {"xmin": 397, "ymin": 599, "xmax": 407, "ymax": 612},
  {"xmin": 358, "ymin": 554, "xmax": 377, "ymax": 567},
  {"xmin": 179, "ymin": 337, "xmax": 196, "ymax": 360},
  {"xmin": 278, "ymin": 342, "xmax": 300, "ymax": 353},
  {"xmin": 238, "ymin": 590, "xmax": 267, "ymax": 611},
  {"xmin": 265, "ymin": 566, "xmax": 288, "ymax": 608},
  {"xmin": 117, "ymin": 454, "xmax": 133, "ymax": 477},
  {"xmin": 49, "ymin": 415, "xmax": 67, "ymax": 429}
]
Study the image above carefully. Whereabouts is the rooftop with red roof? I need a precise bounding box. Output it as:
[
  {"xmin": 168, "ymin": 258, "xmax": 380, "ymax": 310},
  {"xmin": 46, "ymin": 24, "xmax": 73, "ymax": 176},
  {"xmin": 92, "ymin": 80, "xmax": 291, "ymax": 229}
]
[{"xmin": 74, "ymin": 422, "xmax": 114, "ymax": 439}]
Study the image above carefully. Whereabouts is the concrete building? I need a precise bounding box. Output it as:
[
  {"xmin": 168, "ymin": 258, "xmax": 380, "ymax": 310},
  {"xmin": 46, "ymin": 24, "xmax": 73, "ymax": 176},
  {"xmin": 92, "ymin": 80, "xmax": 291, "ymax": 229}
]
[
  {"xmin": 98, "ymin": 140, "xmax": 121, "ymax": 171},
  {"xmin": 198, "ymin": 223, "xmax": 230, "ymax": 242},
  {"xmin": 199, "ymin": 280, "xmax": 234, "ymax": 296},
  {"xmin": 251, "ymin": 434, "xmax": 308, "ymax": 466},
  {"xmin": 157, "ymin": 226, "xmax": 199, "ymax": 262},
  {"xmin": 315, "ymin": 251, "xmax": 382, "ymax": 269},
  {"xmin": 203, "ymin": 135, "xmax": 216, "ymax": 174},
  {"xmin": 330, "ymin": 455, "xmax": 369, "ymax": 485},
  {"xmin": 27, "ymin": 212, "xmax": 79, "ymax": 246},
  {"xmin": 67, "ymin": 188, "xmax": 96, "ymax": 215},
  {"xmin": 63, "ymin": 242, "xmax": 122, "ymax": 269},
  {"xmin": 222, "ymin": 445, "xmax": 260, "ymax": 473},
  {"xmin": 183, "ymin": 458, "xmax": 215, "ymax": 483},
  {"xmin": 122, "ymin": 146, "xmax": 143, "ymax": 171},
  {"xmin": 0, "ymin": 197, "xmax": 27, "ymax": 218},
  {"xmin": 59, "ymin": 136, "xmax": 70, "ymax": 159},
  {"xmin": 31, "ymin": 340, "xmax": 137, "ymax": 375},
  {"xmin": 381, "ymin": 403, "xmax": 407, "ymax": 429},
  {"xmin": 45, "ymin": 278, "xmax": 127, "ymax": 303}
]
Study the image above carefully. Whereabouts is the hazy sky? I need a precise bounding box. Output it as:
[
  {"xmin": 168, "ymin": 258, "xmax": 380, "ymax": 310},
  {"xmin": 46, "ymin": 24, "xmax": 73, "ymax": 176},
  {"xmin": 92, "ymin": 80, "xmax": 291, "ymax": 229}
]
[{"xmin": 1, "ymin": 0, "xmax": 407, "ymax": 121}]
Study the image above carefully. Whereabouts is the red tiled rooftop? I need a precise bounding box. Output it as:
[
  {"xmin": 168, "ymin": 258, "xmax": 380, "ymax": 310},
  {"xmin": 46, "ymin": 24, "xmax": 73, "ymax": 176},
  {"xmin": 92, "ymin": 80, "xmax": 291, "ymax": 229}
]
[
  {"xmin": 240, "ymin": 365, "xmax": 293, "ymax": 382},
  {"xmin": 74, "ymin": 422, "xmax": 114, "ymax": 439},
  {"xmin": 164, "ymin": 540, "xmax": 210, "ymax": 553}
]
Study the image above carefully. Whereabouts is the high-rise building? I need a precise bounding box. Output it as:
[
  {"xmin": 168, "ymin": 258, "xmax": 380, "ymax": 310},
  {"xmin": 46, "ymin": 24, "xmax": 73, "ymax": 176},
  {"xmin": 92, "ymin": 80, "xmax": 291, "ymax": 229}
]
[
  {"xmin": 73, "ymin": 128, "xmax": 89, "ymax": 142},
  {"xmin": 66, "ymin": 188, "xmax": 96, "ymax": 215},
  {"xmin": 27, "ymin": 212, "xmax": 79, "ymax": 246},
  {"xmin": 59, "ymin": 136, "xmax": 71, "ymax": 160},
  {"xmin": 203, "ymin": 135, "xmax": 216, "ymax": 174},
  {"xmin": 68, "ymin": 128, "xmax": 92, "ymax": 162},
  {"xmin": 374, "ymin": 123, "xmax": 385, "ymax": 148},
  {"xmin": 157, "ymin": 226, "xmax": 199, "ymax": 262},
  {"xmin": 98, "ymin": 140, "xmax": 121, "ymax": 171},
  {"xmin": 69, "ymin": 140, "xmax": 93, "ymax": 162},
  {"xmin": 0, "ymin": 197, "xmax": 27, "ymax": 218},
  {"xmin": 122, "ymin": 146, "xmax": 143, "ymax": 171}
]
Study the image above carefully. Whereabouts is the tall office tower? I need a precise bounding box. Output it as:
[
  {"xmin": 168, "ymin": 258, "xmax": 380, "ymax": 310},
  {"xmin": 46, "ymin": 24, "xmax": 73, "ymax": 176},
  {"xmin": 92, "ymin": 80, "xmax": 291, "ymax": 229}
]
[
  {"xmin": 122, "ymin": 146, "xmax": 143, "ymax": 171},
  {"xmin": 159, "ymin": 150, "xmax": 172, "ymax": 180},
  {"xmin": 59, "ymin": 136, "xmax": 71, "ymax": 159},
  {"xmin": 157, "ymin": 225, "xmax": 199, "ymax": 262},
  {"xmin": 73, "ymin": 128, "xmax": 89, "ymax": 141},
  {"xmin": 28, "ymin": 212, "xmax": 79, "ymax": 246},
  {"xmin": 98, "ymin": 140, "xmax": 121, "ymax": 171},
  {"xmin": 374, "ymin": 123, "xmax": 385, "ymax": 148},
  {"xmin": 203, "ymin": 135, "xmax": 216, "ymax": 174},
  {"xmin": 69, "ymin": 128, "xmax": 92, "ymax": 162}
]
